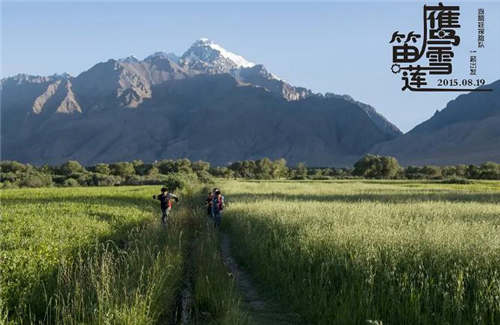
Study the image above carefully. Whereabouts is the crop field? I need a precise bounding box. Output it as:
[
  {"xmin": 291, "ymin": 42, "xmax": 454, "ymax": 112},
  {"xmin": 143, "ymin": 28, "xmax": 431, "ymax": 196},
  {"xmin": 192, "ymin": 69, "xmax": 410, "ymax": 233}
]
[
  {"xmin": 1, "ymin": 180, "xmax": 499, "ymax": 324},
  {"xmin": 222, "ymin": 180, "xmax": 500, "ymax": 324},
  {"xmin": 0, "ymin": 185, "xmax": 245, "ymax": 324}
]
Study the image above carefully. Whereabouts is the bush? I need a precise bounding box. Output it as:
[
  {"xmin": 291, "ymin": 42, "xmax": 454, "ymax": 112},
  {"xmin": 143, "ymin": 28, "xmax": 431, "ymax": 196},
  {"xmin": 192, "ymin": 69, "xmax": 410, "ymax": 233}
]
[
  {"xmin": 123, "ymin": 175, "xmax": 144, "ymax": 186},
  {"xmin": 18, "ymin": 173, "xmax": 52, "ymax": 188},
  {"xmin": 63, "ymin": 178, "xmax": 79, "ymax": 187},
  {"xmin": 441, "ymin": 177, "xmax": 472, "ymax": 184},
  {"xmin": 420, "ymin": 165, "xmax": 442, "ymax": 179},
  {"xmin": 164, "ymin": 173, "xmax": 199, "ymax": 192},
  {"xmin": 92, "ymin": 173, "xmax": 121, "ymax": 186},
  {"xmin": 76, "ymin": 173, "xmax": 94, "ymax": 186},
  {"xmin": 209, "ymin": 167, "xmax": 234, "ymax": 178},
  {"xmin": 1, "ymin": 181, "xmax": 17, "ymax": 189},
  {"xmin": 308, "ymin": 175, "xmax": 331, "ymax": 180},
  {"xmin": 195, "ymin": 170, "xmax": 213, "ymax": 183},
  {"xmin": 1, "ymin": 172, "xmax": 18, "ymax": 183}
]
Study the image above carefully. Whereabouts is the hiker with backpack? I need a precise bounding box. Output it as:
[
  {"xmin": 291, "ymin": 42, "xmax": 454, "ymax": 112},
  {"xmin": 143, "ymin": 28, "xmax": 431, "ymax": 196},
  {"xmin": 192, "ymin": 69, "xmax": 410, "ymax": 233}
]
[
  {"xmin": 212, "ymin": 189, "xmax": 225, "ymax": 228},
  {"xmin": 152, "ymin": 187, "xmax": 179, "ymax": 225},
  {"xmin": 206, "ymin": 191, "xmax": 214, "ymax": 219}
]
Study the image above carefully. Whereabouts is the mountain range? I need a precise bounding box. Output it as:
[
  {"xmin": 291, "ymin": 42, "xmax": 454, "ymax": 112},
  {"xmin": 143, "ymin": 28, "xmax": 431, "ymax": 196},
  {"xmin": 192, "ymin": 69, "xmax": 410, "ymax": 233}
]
[{"xmin": 1, "ymin": 39, "xmax": 498, "ymax": 166}]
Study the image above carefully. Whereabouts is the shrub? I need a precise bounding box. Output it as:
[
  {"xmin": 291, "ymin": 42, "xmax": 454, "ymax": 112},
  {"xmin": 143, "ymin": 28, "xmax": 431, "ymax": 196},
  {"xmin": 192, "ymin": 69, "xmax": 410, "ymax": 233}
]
[
  {"xmin": 0, "ymin": 172, "xmax": 18, "ymax": 183},
  {"xmin": 163, "ymin": 173, "xmax": 199, "ymax": 192},
  {"xmin": 441, "ymin": 177, "xmax": 472, "ymax": 184},
  {"xmin": 195, "ymin": 170, "xmax": 213, "ymax": 183},
  {"xmin": 420, "ymin": 165, "xmax": 442, "ymax": 179},
  {"xmin": 19, "ymin": 173, "xmax": 53, "ymax": 188},
  {"xmin": 308, "ymin": 175, "xmax": 331, "ymax": 180},
  {"xmin": 92, "ymin": 173, "xmax": 121, "ymax": 186},
  {"xmin": 76, "ymin": 173, "xmax": 94, "ymax": 186},
  {"xmin": 63, "ymin": 178, "xmax": 79, "ymax": 187},
  {"xmin": 1, "ymin": 181, "xmax": 17, "ymax": 189}
]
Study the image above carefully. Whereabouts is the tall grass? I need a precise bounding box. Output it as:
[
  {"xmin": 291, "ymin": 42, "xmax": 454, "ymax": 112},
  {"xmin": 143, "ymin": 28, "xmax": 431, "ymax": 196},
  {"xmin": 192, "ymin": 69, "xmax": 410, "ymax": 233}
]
[
  {"xmin": 0, "ymin": 186, "xmax": 187, "ymax": 324},
  {"xmin": 189, "ymin": 189, "xmax": 249, "ymax": 325},
  {"xmin": 1, "ymin": 184, "xmax": 249, "ymax": 324},
  {"xmin": 222, "ymin": 180, "xmax": 500, "ymax": 324},
  {"xmin": 48, "ymin": 220, "xmax": 184, "ymax": 324}
]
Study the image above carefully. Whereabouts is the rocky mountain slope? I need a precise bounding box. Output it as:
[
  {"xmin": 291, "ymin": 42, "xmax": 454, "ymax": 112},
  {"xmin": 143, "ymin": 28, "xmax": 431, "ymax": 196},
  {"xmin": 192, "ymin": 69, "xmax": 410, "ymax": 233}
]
[
  {"xmin": 2, "ymin": 39, "xmax": 402, "ymax": 166},
  {"xmin": 373, "ymin": 80, "xmax": 500, "ymax": 165}
]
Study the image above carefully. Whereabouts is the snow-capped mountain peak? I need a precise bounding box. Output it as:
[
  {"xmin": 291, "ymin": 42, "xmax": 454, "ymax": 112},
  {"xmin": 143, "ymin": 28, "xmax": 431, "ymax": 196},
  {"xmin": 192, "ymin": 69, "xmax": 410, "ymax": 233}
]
[
  {"xmin": 181, "ymin": 38, "xmax": 255, "ymax": 72},
  {"xmin": 198, "ymin": 38, "xmax": 255, "ymax": 68}
]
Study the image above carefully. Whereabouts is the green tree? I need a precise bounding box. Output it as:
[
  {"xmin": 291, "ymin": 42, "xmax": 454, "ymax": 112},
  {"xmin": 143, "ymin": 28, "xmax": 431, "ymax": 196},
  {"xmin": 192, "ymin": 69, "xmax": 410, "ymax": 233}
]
[
  {"xmin": 0, "ymin": 161, "xmax": 27, "ymax": 173},
  {"xmin": 442, "ymin": 166, "xmax": 457, "ymax": 178},
  {"xmin": 192, "ymin": 160, "xmax": 210, "ymax": 173},
  {"xmin": 255, "ymin": 158, "xmax": 273, "ymax": 179},
  {"xmin": 95, "ymin": 163, "xmax": 111, "ymax": 175},
  {"xmin": 271, "ymin": 158, "xmax": 288, "ymax": 179},
  {"xmin": 211, "ymin": 167, "xmax": 234, "ymax": 178},
  {"xmin": 20, "ymin": 173, "xmax": 53, "ymax": 187},
  {"xmin": 467, "ymin": 165, "xmax": 481, "ymax": 179},
  {"xmin": 455, "ymin": 164, "xmax": 468, "ymax": 177},
  {"xmin": 59, "ymin": 160, "xmax": 85, "ymax": 176},
  {"xmin": 147, "ymin": 166, "xmax": 160, "ymax": 176},
  {"xmin": 176, "ymin": 159, "xmax": 192, "ymax": 174},
  {"xmin": 295, "ymin": 162, "xmax": 308, "ymax": 179},
  {"xmin": 420, "ymin": 165, "xmax": 442, "ymax": 179},
  {"xmin": 156, "ymin": 160, "xmax": 176, "ymax": 174},
  {"xmin": 353, "ymin": 154, "xmax": 400, "ymax": 178},
  {"xmin": 479, "ymin": 162, "xmax": 499, "ymax": 179},
  {"xmin": 110, "ymin": 162, "xmax": 135, "ymax": 177}
]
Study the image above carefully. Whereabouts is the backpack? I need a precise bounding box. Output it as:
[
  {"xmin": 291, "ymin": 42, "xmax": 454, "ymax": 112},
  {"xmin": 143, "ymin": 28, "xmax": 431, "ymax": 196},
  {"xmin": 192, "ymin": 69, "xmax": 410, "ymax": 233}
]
[{"xmin": 213, "ymin": 195, "xmax": 224, "ymax": 212}]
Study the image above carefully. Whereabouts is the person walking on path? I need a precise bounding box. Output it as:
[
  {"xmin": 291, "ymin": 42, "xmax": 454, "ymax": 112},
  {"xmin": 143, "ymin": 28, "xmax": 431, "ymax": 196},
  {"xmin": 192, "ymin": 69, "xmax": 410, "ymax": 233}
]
[
  {"xmin": 206, "ymin": 191, "xmax": 214, "ymax": 219},
  {"xmin": 210, "ymin": 188, "xmax": 219, "ymax": 219},
  {"xmin": 212, "ymin": 189, "xmax": 225, "ymax": 228},
  {"xmin": 153, "ymin": 187, "xmax": 179, "ymax": 226}
]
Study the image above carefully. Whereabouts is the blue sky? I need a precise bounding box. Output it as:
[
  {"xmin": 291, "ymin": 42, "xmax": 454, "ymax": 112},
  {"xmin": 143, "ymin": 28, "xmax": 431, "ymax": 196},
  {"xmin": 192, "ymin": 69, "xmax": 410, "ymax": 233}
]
[{"xmin": 2, "ymin": 1, "xmax": 499, "ymax": 132}]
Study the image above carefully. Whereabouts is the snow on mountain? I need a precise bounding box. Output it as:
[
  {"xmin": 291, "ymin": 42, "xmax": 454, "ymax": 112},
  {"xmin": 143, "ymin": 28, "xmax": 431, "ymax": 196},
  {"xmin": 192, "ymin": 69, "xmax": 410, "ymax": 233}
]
[
  {"xmin": 198, "ymin": 38, "xmax": 255, "ymax": 68},
  {"xmin": 180, "ymin": 38, "xmax": 255, "ymax": 73}
]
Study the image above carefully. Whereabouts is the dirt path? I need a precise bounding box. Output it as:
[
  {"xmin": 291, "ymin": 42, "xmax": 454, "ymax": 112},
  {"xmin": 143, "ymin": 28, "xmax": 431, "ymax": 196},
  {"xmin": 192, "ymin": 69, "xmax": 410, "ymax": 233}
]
[{"xmin": 220, "ymin": 233, "xmax": 302, "ymax": 325}]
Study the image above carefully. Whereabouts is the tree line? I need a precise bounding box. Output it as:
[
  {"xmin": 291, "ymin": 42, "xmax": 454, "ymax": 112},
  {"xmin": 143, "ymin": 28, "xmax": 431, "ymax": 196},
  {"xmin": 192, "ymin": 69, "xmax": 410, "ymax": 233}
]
[{"xmin": 1, "ymin": 155, "xmax": 499, "ymax": 188}]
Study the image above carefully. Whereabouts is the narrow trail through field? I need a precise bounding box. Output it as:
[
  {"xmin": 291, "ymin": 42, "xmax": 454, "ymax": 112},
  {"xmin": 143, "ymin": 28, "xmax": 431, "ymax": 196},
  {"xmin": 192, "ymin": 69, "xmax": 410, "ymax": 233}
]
[{"xmin": 219, "ymin": 233, "xmax": 302, "ymax": 325}]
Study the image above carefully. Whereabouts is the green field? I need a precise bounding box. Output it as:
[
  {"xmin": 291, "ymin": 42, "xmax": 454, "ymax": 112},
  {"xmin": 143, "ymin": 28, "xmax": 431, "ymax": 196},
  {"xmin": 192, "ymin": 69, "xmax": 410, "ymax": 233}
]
[
  {"xmin": 222, "ymin": 180, "xmax": 500, "ymax": 324},
  {"xmin": 0, "ymin": 185, "xmax": 245, "ymax": 324},
  {"xmin": 1, "ymin": 180, "xmax": 499, "ymax": 324}
]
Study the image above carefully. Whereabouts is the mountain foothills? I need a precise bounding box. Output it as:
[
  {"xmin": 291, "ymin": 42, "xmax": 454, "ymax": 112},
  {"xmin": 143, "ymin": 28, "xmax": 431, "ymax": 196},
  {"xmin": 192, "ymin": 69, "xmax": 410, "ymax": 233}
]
[{"xmin": 1, "ymin": 39, "xmax": 498, "ymax": 166}]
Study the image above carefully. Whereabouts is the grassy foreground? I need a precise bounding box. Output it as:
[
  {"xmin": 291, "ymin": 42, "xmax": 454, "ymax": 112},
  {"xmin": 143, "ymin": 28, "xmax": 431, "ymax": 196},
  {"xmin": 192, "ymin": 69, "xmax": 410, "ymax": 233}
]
[
  {"xmin": 0, "ymin": 185, "xmax": 246, "ymax": 324},
  {"xmin": 222, "ymin": 180, "xmax": 500, "ymax": 324},
  {"xmin": 0, "ymin": 186, "xmax": 186, "ymax": 323}
]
